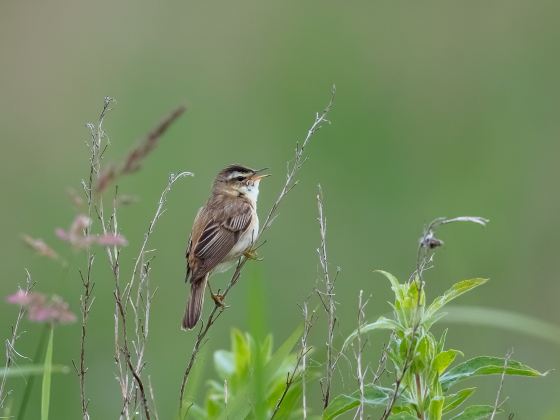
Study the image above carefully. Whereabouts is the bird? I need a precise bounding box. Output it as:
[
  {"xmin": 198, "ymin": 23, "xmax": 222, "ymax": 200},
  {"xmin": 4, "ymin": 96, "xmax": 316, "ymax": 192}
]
[{"xmin": 182, "ymin": 164, "xmax": 269, "ymax": 330}]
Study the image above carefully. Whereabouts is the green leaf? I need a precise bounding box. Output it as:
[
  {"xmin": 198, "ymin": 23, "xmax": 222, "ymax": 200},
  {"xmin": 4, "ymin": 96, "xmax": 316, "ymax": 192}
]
[
  {"xmin": 343, "ymin": 316, "xmax": 399, "ymax": 351},
  {"xmin": 0, "ymin": 364, "xmax": 69, "ymax": 377},
  {"xmin": 374, "ymin": 270, "xmax": 403, "ymax": 300},
  {"xmin": 219, "ymin": 324, "xmax": 303, "ymax": 420},
  {"xmin": 443, "ymin": 388, "xmax": 476, "ymax": 413},
  {"xmin": 450, "ymin": 404, "xmax": 499, "ymax": 419},
  {"xmin": 271, "ymin": 381, "xmax": 302, "ymax": 419},
  {"xmin": 388, "ymin": 413, "xmax": 418, "ymax": 420},
  {"xmin": 415, "ymin": 334, "xmax": 434, "ymax": 371},
  {"xmin": 442, "ymin": 305, "xmax": 560, "ymax": 347},
  {"xmin": 437, "ymin": 329, "xmax": 448, "ymax": 353},
  {"xmin": 232, "ymin": 329, "xmax": 251, "ymax": 374},
  {"xmin": 428, "ymin": 396, "xmax": 444, "ymax": 420},
  {"xmin": 323, "ymin": 385, "xmax": 391, "ymax": 420},
  {"xmin": 441, "ymin": 356, "xmax": 547, "ymax": 390},
  {"xmin": 433, "ymin": 349, "xmax": 463, "ymax": 375},
  {"xmin": 425, "ymin": 279, "xmax": 488, "ymax": 323},
  {"xmin": 41, "ymin": 325, "xmax": 54, "ymax": 420}
]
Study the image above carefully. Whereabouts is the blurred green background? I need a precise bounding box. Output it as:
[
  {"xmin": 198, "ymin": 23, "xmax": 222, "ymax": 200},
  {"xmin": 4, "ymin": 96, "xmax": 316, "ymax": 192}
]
[{"xmin": 1, "ymin": 0, "xmax": 559, "ymax": 418}]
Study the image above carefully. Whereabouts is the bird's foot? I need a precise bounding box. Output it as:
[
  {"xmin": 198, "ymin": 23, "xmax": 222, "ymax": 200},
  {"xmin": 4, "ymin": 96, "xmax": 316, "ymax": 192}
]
[
  {"xmin": 211, "ymin": 292, "xmax": 227, "ymax": 308},
  {"xmin": 243, "ymin": 248, "xmax": 263, "ymax": 261}
]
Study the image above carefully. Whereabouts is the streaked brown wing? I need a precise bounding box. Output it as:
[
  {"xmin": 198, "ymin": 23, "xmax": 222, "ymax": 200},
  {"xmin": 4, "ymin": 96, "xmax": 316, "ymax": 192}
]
[
  {"xmin": 187, "ymin": 201, "xmax": 253, "ymax": 281},
  {"xmin": 186, "ymin": 207, "xmax": 203, "ymax": 281}
]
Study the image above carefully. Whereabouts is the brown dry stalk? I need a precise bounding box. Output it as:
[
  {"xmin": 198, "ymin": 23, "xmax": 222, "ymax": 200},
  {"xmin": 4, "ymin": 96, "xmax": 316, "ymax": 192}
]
[
  {"xmin": 96, "ymin": 105, "xmax": 186, "ymax": 193},
  {"xmin": 0, "ymin": 271, "xmax": 33, "ymax": 409},
  {"xmin": 316, "ymin": 185, "xmax": 339, "ymax": 410},
  {"xmin": 75, "ymin": 96, "xmax": 114, "ymax": 420}
]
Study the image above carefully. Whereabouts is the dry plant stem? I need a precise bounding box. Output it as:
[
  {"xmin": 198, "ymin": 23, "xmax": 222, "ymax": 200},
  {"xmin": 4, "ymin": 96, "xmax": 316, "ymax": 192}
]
[
  {"xmin": 96, "ymin": 105, "xmax": 187, "ymax": 193},
  {"xmin": 316, "ymin": 185, "xmax": 337, "ymax": 409},
  {"xmin": 88, "ymin": 98, "xmax": 189, "ymax": 419},
  {"xmin": 0, "ymin": 271, "xmax": 33, "ymax": 409},
  {"xmin": 125, "ymin": 172, "xmax": 192, "ymax": 416},
  {"xmin": 301, "ymin": 302, "xmax": 313, "ymax": 420},
  {"xmin": 75, "ymin": 96, "xmax": 113, "ymax": 420},
  {"xmin": 108, "ymin": 173, "xmax": 191, "ymax": 420},
  {"xmin": 271, "ymin": 301, "xmax": 316, "ymax": 419},
  {"xmin": 148, "ymin": 376, "xmax": 160, "ymax": 420},
  {"xmin": 490, "ymin": 349, "xmax": 513, "ymax": 420},
  {"xmin": 178, "ymin": 86, "xmax": 336, "ymax": 407},
  {"xmin": 76, "ymin": 257, "xmax": 94, "ymax": 420},
  {"xmin": 372, "ymin": 341, "xmax": 389, "ymax": 384},
  {"xmin": 354, "ymin": 290, "xmax": 368, "ymax": 420}
]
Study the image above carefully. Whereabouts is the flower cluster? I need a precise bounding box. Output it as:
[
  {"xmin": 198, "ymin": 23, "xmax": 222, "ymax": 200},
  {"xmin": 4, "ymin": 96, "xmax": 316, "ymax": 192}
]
[
  {"xmin": 6, "ymin": 290, "xmax": 76, "ymax": 324},
  {"xmin": 55, "ymin": 214, "xmax": 128, "ymax": 248}
]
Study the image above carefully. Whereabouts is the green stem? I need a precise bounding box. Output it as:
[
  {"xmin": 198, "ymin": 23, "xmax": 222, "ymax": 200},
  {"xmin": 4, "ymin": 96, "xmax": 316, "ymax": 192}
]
[
  {"xmin": 40, "ymin": 324, "xmax": 54, "ymax": 420},
  {"xmin": 415, "ymin": 373, "xmax": 424, "ymax": 420},
  {"xmin": 17, "ymin": 325, "xmax": 49, "ymax": 420}
]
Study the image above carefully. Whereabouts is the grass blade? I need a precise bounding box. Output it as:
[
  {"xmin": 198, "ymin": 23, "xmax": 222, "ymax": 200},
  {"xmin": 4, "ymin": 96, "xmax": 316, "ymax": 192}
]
[
  {"xmin": 41, "ymin": 325, "xmax": 54, "ymax": 420},
  {"xmin": 442, "ymin": 305, "xmax": 560, "ymax": 346},
  {"xmin": 0, "ymin": 365, "xmax": 69, "ymax": 378}
]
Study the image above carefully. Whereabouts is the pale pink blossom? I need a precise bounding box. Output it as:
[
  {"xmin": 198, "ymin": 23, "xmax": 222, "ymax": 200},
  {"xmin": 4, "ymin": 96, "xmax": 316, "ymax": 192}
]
[
  {"xmin": 6, "ymin": 291, "xmax": 76, "ymax": 325},
  {"xmin": 96, "ymin": 234, "xmax": 128, "ymax": 247},
  {"xmin": 56, "ymin": 214, "xmax": 128, "ymax": 248},
  {"xmin": 6, "ymin": 289, "xmax": 34, "ymax": 306}
]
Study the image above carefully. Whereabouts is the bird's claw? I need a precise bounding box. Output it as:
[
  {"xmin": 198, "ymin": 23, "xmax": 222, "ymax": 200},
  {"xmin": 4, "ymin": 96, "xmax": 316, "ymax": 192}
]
[
  {"xmin": 211, "ymin": 292, "xmax": 227, "ymax": 308},
  {"xmin": 243, "ymin": 248, "xmax": 262, "ymax": 261}
]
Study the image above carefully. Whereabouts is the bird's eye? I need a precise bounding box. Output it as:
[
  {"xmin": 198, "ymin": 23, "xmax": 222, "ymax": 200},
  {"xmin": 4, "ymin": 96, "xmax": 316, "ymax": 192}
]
[{"xmin": 235, "ymin": 176, "xmax": 245, "ymax": 182}]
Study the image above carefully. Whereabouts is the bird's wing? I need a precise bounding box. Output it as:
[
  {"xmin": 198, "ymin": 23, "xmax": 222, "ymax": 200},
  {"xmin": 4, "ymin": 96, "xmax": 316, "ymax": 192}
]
[
  {"xmin": 185, "ymin": 207, "xmax": 203, "ymax": 281},
  {"xmin": 187, "ymin": 201, "xmax": 253, "ymax": 281}
]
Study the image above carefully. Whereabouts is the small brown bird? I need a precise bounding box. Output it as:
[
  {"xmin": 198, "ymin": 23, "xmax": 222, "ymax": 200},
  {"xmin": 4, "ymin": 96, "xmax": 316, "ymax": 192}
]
[{"xmin": 182, "ymin": 164, "xmax": 269, "ymax": 330}]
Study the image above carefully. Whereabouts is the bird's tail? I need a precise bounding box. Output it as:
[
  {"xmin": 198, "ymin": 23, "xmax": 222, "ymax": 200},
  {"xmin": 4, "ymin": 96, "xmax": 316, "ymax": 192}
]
[{"xmin": 182, "ymin": 274, "xmax": 208, "ymax": 330}]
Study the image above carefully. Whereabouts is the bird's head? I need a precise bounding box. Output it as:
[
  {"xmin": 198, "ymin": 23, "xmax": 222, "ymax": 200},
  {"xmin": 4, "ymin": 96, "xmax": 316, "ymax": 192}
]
[{"xmin": 213, "ymin": 164, "xmax": 270, "ymax": 201}]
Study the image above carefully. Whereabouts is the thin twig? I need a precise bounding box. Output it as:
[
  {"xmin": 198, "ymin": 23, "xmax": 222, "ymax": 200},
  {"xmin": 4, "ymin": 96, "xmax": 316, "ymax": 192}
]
[
  {"xmin": 0, "ymin": 271, "xmax": 33, "ymax": 409},
  {"xmin": 301, "ymin": 302, "xmax": 314, "ymax": 420},
  {"xmin": 372, "ymin": 341, "xmax": 389, "ymax": 385},
  {"xmin": 75, "ymin": 96, "xmax": 113, "ymax": 420},
  {"xmin": 178, "ymin": 86, "xmax": 336, "ymax": 407},
  {"xmin": 316, "ymin": 185, "xmax": 338, "ymax": 409},
  {"xmin": 353, "ymin": 290, "xmax": 369, "ymax": 420},
  {"xmin": 88, "ymin": 96, "xmax": 189, "ymax": 419},
  {"xmin": 76, "ymin": 258, "xmax": 94, "ymax": 420},
  {"xmin": 271, "ymin": 301, "xmax": 316, "ymax": 419},
  {"xmin": 490, "ymin": 349, "xmax": 513, "ymax": 420},
  {"xmin": 113, "ymin": 173, "xmax": 190, "ymax": 420},
  {"xmin": 148, "ymin": 376, "xmax": 160, "ymax": 420}
]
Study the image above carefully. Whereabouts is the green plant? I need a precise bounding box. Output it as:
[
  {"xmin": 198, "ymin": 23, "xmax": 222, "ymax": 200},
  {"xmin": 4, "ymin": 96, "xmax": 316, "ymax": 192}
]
[
  {"xmin": 185, "ymin": 327, "xmax": 306, "ymax": 420},
  {"xmin": 327, "ymin": 272, "xmax": 547, "ymax": 420}
]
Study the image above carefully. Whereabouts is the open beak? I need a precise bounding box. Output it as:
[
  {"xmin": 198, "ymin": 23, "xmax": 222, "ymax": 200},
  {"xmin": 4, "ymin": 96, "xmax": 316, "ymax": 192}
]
[{"xmin": 252, "ymin": 168, "xmax": 271, "ymax": 180}]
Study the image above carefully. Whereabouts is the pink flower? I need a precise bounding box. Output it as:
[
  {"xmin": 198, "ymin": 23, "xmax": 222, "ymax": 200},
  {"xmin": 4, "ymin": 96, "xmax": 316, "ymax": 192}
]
[
  {"xmin": 6, "ymin": 289, "xmax": 34, "ymax": 305},
  {"xmin": 96, "ymin": 234, "xmax": 128, "ymax": 246},
  {"xmin": 56, "ymin": 214, "xmax": 128, "ymax": 249},
  {"xmin": 6, "ymin": 291, "xmax": 76, "ymax": 325}
]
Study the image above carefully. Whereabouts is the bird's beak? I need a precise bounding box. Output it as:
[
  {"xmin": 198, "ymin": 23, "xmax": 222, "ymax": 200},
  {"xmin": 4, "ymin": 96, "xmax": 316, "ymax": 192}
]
[{"xmin": 252, "ymin": 168, "xmax": 271, "ymax": 180}]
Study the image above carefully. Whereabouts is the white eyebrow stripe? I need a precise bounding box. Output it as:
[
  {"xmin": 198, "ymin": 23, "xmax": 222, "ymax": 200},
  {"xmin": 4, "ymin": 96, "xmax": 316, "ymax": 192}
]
[{"xmin": 227, "ymin": 171, "xmax": 249, "ymax": 180}]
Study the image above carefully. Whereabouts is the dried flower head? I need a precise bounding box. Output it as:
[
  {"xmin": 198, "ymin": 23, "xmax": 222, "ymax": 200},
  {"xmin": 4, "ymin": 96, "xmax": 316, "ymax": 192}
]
[
  {"xmin": 6, "ymin": 290, "xmax": 76, "ymax": 325},
  {"xmin": 21, "ymin": 234, "xmax": 60, "ymax": 260}
]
